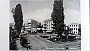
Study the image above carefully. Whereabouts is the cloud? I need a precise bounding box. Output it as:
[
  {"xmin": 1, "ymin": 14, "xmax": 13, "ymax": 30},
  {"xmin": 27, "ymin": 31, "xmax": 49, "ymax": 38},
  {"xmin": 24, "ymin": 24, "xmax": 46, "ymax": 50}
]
[
  {"xmin": 10, "ymin": 13, "xmax": 14, "ymax": 23},
  {"xmin": 10, "ymin": 0, "xmax": 80, "ymax": 25},
  {"xmin": 23, "ymin": 8, "xmax": 52, "ymax": 23},
  {"xmin": 64, "ymin": 8, "xmax": 81, "ymax": 25},
  {"xmin": 63, "ymin": 0, "xmax": 80, "ymax": 11}
]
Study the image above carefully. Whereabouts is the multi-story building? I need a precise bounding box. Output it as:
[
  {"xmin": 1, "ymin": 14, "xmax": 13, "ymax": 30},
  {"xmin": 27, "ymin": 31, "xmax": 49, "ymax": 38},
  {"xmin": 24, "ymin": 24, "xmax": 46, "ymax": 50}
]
[
  {"xmin": 24, "ymin": 19, "xmax": 31, "ymax": 32},
  {"xmin": 42, "ymin": 19, "xmax": 55, "ymax": 33},
  {"xmin": 37, "ymin": 23, "xmax": 43, "ymax": 33},
  {"xmin": 24, "ymin": 19, "xmax": 39, "ymax": 33},
  {"xmin": 68, "ymin": 23, "xmax": 80, "ymax": 35}
]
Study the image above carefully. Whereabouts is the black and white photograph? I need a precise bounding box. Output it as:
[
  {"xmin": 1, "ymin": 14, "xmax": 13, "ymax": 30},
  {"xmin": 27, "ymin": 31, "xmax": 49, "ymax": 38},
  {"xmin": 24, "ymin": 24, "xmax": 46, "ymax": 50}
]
[{"xmin": 9, "ymin": 0, "xmax": 81, "ymax": 50}]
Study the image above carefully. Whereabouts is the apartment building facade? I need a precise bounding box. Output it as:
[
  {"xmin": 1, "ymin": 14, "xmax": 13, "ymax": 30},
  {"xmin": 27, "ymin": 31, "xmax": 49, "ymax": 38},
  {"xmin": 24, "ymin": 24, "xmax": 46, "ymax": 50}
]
[
  {"xmin": 68, "ymin": 23, "xmax": 80, "ymax": 35},
  {"xmin": 24, "ymin": 19, "xmax": 39, "ymax": 33},
  {"xmin": 43, "ymin": 19, "xmax": 55, "ymax": 33},
  {"xmin": 24, "ymin": 19, "xmax": 31, "ymax": 32}
]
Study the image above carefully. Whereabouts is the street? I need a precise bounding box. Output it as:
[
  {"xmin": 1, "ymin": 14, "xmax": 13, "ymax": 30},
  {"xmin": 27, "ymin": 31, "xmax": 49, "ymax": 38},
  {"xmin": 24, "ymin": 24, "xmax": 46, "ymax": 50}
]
[{"xmin": 17, "ymin": 34, "xmax": 81, "ymax": 50}]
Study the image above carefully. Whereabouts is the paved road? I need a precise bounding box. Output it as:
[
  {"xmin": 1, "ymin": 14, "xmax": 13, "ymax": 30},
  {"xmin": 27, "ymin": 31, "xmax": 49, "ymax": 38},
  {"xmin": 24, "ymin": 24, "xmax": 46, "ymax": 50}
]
[
  {"xmin": 27, "ymin": 35, "xmax": 81, "ymax": 50},
  {"xmin": 27, "ymin": 35, "xmax": 52, "ymax": 50}
]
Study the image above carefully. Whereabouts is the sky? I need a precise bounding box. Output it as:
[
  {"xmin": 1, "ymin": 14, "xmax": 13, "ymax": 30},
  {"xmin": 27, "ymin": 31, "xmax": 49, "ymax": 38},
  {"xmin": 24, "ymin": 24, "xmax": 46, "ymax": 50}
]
[{"xmin": 10, "ymin": 0, "xmax": 81, "ymax": 25}]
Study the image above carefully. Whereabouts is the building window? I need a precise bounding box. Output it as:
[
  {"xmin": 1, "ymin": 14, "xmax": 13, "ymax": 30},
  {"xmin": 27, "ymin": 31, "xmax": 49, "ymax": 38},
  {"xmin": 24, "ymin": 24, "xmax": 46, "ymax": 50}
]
[
  {"xmin": 76, "ymin": 25, "xmax": 77, "ymax": 27},
  {"xmin": 72, "ymin": 25, "xmax": 73, "ymax": 27},
  {"xmin": 74, "ymin": 25, "xmax": 75, "ymax": 27},
  {"xmin": 76, "ymin": 28, "xmax": 77, "ymax": 30},
  {"xmin": 72, "ymin": 28, "xmax": 73, "ymax": 30},
  {"xmin": 74, "ymin": 28, "xmax": 75, "ymax": 30}
]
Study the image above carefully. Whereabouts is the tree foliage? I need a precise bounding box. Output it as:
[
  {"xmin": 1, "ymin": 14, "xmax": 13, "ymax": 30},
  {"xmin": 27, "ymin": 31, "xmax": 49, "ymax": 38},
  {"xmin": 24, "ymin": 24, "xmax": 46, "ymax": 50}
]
[
  {"xmin": 78, "ymin": 24, "xmax": 81, "ymax": 35},
  {"xmin": 51, "ymin": 0, "xmax": 65, "ymax": 37},
  {"xmin": 12, "ymin": 4, "xmax": 23, "ymax": 37},
  {"xmin": 9, "ymin": 26, "xmax": 17, "ymax": 50}
]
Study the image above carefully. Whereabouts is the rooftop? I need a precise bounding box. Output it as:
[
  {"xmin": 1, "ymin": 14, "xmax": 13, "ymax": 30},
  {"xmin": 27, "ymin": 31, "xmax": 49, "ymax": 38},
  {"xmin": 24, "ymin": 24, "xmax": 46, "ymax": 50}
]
[
  {"xmin": 43, "ymin": 19, "xmax": 52, "ymax": 22},
  {"xmin": 68, "ymin": 23, "xmax": 79, "ymax": 25}
]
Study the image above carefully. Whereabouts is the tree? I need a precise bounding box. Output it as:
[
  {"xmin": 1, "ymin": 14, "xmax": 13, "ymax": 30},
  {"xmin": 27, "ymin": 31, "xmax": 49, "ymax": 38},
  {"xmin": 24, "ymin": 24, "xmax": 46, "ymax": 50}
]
[
  {"xmin": 9, "ymin": 26, "xmax": 17, "ymax": 50},
  {"xmin": 51, "ymin": 0, "xmax": 65, "ymax": 38},
  {"xmin": 12, "ymin": 4, "xmax": 23, "ymax": 37},
  {"xmin": 78, "ymin": 24, "xmax": 81, "ymax": 35}
]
